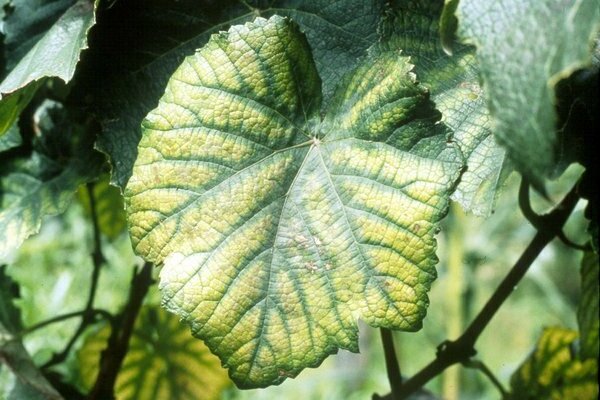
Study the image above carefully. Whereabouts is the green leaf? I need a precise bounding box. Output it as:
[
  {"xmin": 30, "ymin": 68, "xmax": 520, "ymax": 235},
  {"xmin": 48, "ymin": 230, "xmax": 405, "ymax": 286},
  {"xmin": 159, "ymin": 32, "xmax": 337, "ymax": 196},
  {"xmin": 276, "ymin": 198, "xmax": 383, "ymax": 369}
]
[
  {"xmin": 0, "ymin": 101, "xmax": 104, "ymax": 261},
  {"xmin": 508, "ymin": 327, "xmax": 598, "ymax": 400},
  {"xmin": 126, "ymin": 16, "xmax": 463, "ymax": 388},
  {"xmin": 455, "ymin": 0, "xmax": 600, "ymax": 188},
  {"xmin": 2, "ymin": 0, "xmax": 73, "ymax": 74},
  {"xmin": 0, "ymin": 124, "xmax": 22, "ymax": 153},
  {"xmin": 0, "ymin": 266, "xmax": 22, "ymax": 336},
  {"xmin": 0, "ymin": 0, "xmax": 96, "ymax": 137},
  {"xmin": 0, "ymin": 267, "xmax": 63, "ymax": 400},
  {"xmin": 0, "ymin": 0, "xmax": 96, "ymax": 95},
  {"xmin": 0, "ymin": 341, "xmax": 64, "ymax": 400},
  {"xmin": 90, "ymin": 0, "xmax": 384, "ymax": 189},
  {"xmin": 378, "ymin": 1, "xmax": 510, "ymax": 216},
  {"xmin": 77, "ymin": 175, "xmax": 127, "ymax": 240},
  {"xmin": 578, "ymin": 251, "xmax": 599, "ymax": 360},
  {"xmin": 77, "ymin": 305, "xmax": 230, "ymax": 400},
  {"xmin": 0, "ymin": 83, "xmax": 39, "ymax": 137},
  {"xmin": 439, "ymin": 0, "xmax": 459, "ymax": 54}
]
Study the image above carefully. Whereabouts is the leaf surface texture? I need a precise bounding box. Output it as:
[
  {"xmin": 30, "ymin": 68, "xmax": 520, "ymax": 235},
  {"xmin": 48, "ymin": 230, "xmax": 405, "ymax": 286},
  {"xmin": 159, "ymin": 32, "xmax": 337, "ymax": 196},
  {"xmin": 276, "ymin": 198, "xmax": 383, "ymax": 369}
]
[{"xmin": 126, "ymin": 16, "xmax": 463, "ymax": 387}]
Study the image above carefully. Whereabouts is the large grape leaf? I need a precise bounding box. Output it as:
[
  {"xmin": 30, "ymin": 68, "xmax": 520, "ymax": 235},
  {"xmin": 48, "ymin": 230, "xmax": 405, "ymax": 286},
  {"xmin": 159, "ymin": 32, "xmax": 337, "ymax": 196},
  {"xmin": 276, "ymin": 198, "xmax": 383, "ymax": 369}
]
[
  {"xmin": 87, "ymin": 0, "xmax": 384, "ymax": 189},
  {"xmin": 378, "ymin": 0, "xmax": 511, "ymax": 216},
  {"xmin": 578, "ymin": 251, "xmax": 599, "ymax": 361},
  {"xmin": 126, "ymin": 16, "xmax": 463, "ymax": 388},
  {"xmin": 508, "ymin": 327, "xmax": 598, "ymax": 400},
  {"xmin": 454, "ymin": 0, "xmax": 600, "ymax": 189},
  {"xmin": 77, "ymin": 305, "xmax": 230, "ymax": 400},
  {"xmin": 0, "ymin": 0, "xmax": 96, "ymax": 136},
  {"xmin": 0, "ymin": 101, "xmax": 104, "ymax": 261}
]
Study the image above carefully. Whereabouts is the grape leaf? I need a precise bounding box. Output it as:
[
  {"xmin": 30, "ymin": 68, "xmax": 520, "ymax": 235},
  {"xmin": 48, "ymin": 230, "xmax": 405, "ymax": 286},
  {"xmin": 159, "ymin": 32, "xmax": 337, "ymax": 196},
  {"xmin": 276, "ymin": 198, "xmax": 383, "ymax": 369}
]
[
  {"xmin": 454, "ymin": 0, "xmax": 600, "ymax": 189},
  {"xmin": 87, "ymin": 0, "xmax": 384, "ymax": 189},
  {"xmin": 508, "ymin": 327, "xmax": 598, "ymax": 400},
  {"xmin": 0, "ymin": 124, "xmax": 22, "ymax": 153},
  {"xmin": 126, "ymin": 16, "xmax": 463, "ymax": 388},
  {"xmin": 2, "ymin": 0, "xmax": 73, "ymax": 74},
  {"xmin": 578, "ymin": 251, "xmax": 599, "ymax": 361},
  {"xmin": 377, "ymin": 0, "xmax": 510, "ymax": 216},
  {"xmin": 0, "ymin": 0, "xmax": 96, "ymax": 137},
  {"xmin": 0, "ymin": 266, "xmax": 21, "ymax": 335},
  {"xmin": 0, "ymin": 0, "xmax": 95, "ymax": 94},
  {"xmin": 0, "ymin": 83, "xmax": 39, "ymax": 138},
  {"xmin": 0, "ymin": 102, "xmax": 104, "ymax": 261},
  {"xmin": 77, "ymin": 305, "xmax": 229, "ymax": 399}
]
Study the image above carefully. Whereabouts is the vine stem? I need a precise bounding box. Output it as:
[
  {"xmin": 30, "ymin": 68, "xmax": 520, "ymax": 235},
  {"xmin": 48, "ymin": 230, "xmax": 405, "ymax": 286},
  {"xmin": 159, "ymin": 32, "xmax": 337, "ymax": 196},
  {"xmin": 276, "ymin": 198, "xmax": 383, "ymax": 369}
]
[
  {"xmin": 88, "ymin": 262, "xmax": 153, "ymax": 400},
  {"xmin": 43, "ymin": 183, "xmax": 107, "ymax": 369},
  {"xmin": 377, "ymin": 177, "xmax": 581, "ymax": 400},
  {"xmin": 463, "ymin": 359, "xmax": 508, "ymax": 398},
  {"xmin": 380, "ymin": 328, "xmax": 402, "ymax": 398},
  {"xmin": 86, "ymin": 182, "xmax": 104, "ymax": 311},
  {"xmin": 21, "ymin": 309, "xmax": 112, "ymax": 337}
]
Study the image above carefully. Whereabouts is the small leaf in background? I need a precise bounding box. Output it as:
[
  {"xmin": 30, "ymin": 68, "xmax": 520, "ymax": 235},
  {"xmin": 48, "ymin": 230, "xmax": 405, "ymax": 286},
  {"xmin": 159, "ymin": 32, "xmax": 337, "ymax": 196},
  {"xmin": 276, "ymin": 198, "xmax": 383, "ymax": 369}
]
[
  {"xmin": 454, "ymin": 0, "xmax": 600, "ymax": 189},
  {"xmin": 0, "ymin": 123, "xmax": 22, "ymax": 153},
  {"xmin": 77, "ymin": 305, "xmax": 230, "ymax": 400},
  {"xmin": 126, "ymin": 16, "xmax": 462, "ymax": 387},
  {"xmin": 439, "ymin": 0, "xmax": 459, "ymax": 54},
  {"xmin": 77, "ymin": 175, "xmax": 127, "ymax": 240},
  {"xmin": 577, "ymin": 252, "xmax": 599, "ymax": 360},
  {"xmin": 379, "ymin": 0, "xmax": 510, "ymax": 216},
  {"xmin": 0, "ymin": 266, "xmax": 63, "ymax": 400},
  {"xmin": 0, "ymin": 266, "xmax": 22, "ymax": 335},
  {"xmin": 0, "ymin": 0, "xmax": 96, "ymax": 137},
  {"xmin": 89, "ymin": 0, "xmax": 384, "ymax": 190},
  {"xmin": 0, "ymin": 100, "xmax": 104, "ymax": 262},
  {"xmin": 0, "ymin": 83, "xmax": 39, "ymax": 137},
  {"xmin": 508, "ymin": 327, "xmax": 598, "ymax": 400}
]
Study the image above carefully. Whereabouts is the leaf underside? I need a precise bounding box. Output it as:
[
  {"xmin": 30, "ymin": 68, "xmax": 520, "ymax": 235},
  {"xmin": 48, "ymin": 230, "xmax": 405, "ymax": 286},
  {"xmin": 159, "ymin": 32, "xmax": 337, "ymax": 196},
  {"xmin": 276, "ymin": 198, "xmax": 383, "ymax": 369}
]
[
  {"xmin": 126, "ymin": 16, "xmax": 462, "ymax": 388},
  {"xmin": 380, "ymin": 0, "xmax": 511, "ymax": 216},
  {"xmin": 456, "ymin": 0, "xmax": 600, "ymax": 188}
]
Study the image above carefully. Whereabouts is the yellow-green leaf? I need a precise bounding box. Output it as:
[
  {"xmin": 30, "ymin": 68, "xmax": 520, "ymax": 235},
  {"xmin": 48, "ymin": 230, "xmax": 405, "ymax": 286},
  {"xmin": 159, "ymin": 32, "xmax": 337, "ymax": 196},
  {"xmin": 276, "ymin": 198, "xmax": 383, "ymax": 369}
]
[
  {"xmin": 509, "ymin": 327, "xmax": 598, "ymax": 400},
  {"xmin": 125, "ymin": 16, "xmax": 463, "ymax": 388},
  {"xmin": 77, "ymin": 306, "xmax": 230, "ymax": 400}
]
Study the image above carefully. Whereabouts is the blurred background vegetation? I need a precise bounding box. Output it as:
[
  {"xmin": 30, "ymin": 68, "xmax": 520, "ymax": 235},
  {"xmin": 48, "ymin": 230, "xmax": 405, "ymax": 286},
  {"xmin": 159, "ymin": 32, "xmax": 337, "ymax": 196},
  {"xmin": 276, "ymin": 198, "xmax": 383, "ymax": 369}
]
[{"xmin": 1, "ymin": 160, "xmax": 589, "ymax": 399}]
